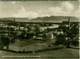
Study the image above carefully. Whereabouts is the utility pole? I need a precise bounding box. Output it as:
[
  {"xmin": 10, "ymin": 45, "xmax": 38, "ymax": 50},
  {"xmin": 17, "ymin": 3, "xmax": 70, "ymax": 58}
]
[
  {"xmin": 67, "ymin": 17, "xmax": 71, "ymax": 48},
  {"xmin": 68, "ymin": 18, "xmax": 70, "ymax": 32},
  {"xmin": 14, "ymin": 18, "xmax": 15, "ymax": 22}
]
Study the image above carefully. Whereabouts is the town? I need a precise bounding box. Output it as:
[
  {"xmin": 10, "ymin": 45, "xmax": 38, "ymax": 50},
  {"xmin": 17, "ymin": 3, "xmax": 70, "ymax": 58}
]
[{"xmin": 0, "ymin": 17, "xmax": 79, "ymax": 52}]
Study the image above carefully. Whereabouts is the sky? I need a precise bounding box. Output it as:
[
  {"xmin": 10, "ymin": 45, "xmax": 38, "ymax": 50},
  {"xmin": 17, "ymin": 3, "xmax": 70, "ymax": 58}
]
[{"xmin": 0, "ymin": 1, "xmax": 79, "ymax": 19}]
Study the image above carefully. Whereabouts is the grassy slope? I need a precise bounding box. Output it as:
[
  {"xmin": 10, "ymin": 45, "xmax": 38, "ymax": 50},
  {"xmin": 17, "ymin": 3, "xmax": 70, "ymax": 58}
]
[
  {"xmin": 0, "ymin": 48, "xmax": 79, "ymax": 59},
  {"xmin": 0, "ymin": 39, "xmax": 78, "ymax": 59}
]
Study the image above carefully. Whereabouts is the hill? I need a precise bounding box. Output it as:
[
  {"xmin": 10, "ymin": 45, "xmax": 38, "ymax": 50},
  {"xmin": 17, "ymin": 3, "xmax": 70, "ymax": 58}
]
[{"xmin": 30, "ymin": 16, "xmax": 79, "ymax": 23}]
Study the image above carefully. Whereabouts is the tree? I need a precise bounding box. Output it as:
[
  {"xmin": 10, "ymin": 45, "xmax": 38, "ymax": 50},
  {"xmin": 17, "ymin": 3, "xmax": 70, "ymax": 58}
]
[{"xmin": 1, "ymin": 36, "xmax": 10, "ymax": 50}]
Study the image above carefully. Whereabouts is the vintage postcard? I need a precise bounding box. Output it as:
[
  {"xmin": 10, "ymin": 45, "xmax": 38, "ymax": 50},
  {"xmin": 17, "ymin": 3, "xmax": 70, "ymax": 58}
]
[{"xmin": 0, "ymin": 0, "xmax": 79, "ymax": 59}]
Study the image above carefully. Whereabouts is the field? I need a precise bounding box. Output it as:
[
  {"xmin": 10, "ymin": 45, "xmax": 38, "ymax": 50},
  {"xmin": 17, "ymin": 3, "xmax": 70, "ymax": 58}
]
[
  {"xmin": 0, "ymin": 39, "xmax": 79, "ymax": 59},
  {"xmin": 0, "ymin": 48, "xmax": 79, "ymax": 59},
  {"xmin": 0, "ymin": 37, "xmax": 79, "ymax": 59}
]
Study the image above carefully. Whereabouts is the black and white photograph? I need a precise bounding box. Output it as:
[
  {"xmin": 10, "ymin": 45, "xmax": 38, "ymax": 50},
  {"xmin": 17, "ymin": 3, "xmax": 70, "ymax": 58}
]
[{"xmin": 0, "ymin": 0, "xmax": 79, "ymax": 59}]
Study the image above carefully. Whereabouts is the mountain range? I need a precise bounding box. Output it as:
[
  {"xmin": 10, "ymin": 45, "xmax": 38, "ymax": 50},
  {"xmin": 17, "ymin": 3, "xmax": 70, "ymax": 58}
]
[{"xmin": 0, "ymin": 16, "xmax": 79, "ymax": 23}]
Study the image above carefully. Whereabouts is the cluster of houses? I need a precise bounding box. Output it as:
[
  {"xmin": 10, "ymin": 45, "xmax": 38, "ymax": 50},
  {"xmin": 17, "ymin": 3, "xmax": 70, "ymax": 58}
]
[
  {"xmin": 0, "ymin": 19, "xmax": 79, "ymax": 40},
  {"xmin": 0, "ymin": 20, "xmax": 60, "ymax": 37},
  {"xmin": 0, "ymin": 18, "xmax": 79, "ymax": 50}
]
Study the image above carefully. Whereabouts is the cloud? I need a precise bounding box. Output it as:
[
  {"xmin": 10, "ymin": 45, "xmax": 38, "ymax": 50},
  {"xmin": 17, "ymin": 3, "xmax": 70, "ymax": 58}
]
[
  {"xmin": 38, "ymin": 6, "xmax": 72, "ymax": 17},
  {"xmin": 48, "ymin": 7, "xmax": 62, "ymax": 13},
  {"xmin": 61, "ymin": 2, "xmax": 74, "ymax": 12},
  {"xmin": 76, "ymin": 4, "xmax": 80, "ymax": 14},
  {"xmin": 0, "ymin": 1, "xmax": 77, "ymax": 19},
  {"xmin": 14, "ymin": 6, "xmax": 63, "ymax": 18},
  {"xmin": 0, "ymin": 1, "xmax": 79, "ymax": 20},
  {"xmin": 14, "ymin": 3, "xmax": 74, "ymax": 19},
  {"xmin": 73, "ymin": 5, "xmax": 80, "ymax": 18},
  {"xmin": 0, "ymin": 2, "xmax": 21, "ymax": 17},
  {"xmin": 38, "ymin": 2, "xmax": 74, "ymax": 17},
  {"xmin": 26, "ymin": 11, "xmax": 39, "ymax": 19},
  {"xmin": 14, "ymin": 6, "xmax": 39, "ymax": 19},
  {"xmin": 14, "ymin": 6, "xmax": 27, "ymax": 17},
  {"xmin": 14, "ymin": 1, "xmax": 78, "ymax": 19},
  {"xmin": 11, "ymin": 1, "xmax": 16, "ymax": 4}
]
